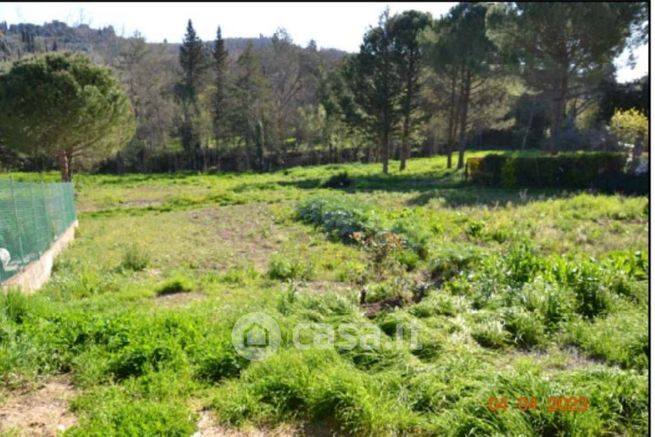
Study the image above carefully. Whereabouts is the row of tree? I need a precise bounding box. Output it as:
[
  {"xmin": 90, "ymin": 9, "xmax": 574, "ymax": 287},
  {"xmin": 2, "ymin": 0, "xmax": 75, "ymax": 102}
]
[{"xmin": 335, "ymin": 2, "xmax": 647, "ymax": 173}]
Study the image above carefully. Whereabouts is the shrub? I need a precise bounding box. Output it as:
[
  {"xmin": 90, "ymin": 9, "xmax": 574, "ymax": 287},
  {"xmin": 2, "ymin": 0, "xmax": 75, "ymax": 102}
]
[
  {"xmin": 296, "ymin": 196, "xmax": 380, "ymax": 242},
  {"xmin": 593, "ymin": 171, "xmax": 649, "ymax": 195},
  {"xmin": 120, "ymin": 243, "xmax": 150, "ymax": 271},
  {"xmin": 267, "ymin": 254, "xmax": 314, "ymax": 281},
  {"xmin": 322, "ymin": 171, "xmax": 353, "ymax": 188},
  {"xmin": 609, "ymin": 108, "xmax": 648, "ymax": 147},
  {"xmin": 155, "ymin": 274, "xmax": 194, "ymax": 295},
  {"xmin": 296, "ymin": 197, "xmax": 432, "ymax": 264},
  {"xmin": 467, "ymin": 152, "xmax": 629, "ymax": 190}
]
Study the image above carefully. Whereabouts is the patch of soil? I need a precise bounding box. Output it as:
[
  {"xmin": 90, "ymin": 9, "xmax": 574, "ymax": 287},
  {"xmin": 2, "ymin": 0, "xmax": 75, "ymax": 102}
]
[
  {"xmin": 118, "ymin": 199, "xmax": 162, "ymax": 209},
  {"xmin": 155, "ymin": 291, "xmax": 206, "ymax": 307},
  {"xmin": 188, "ymin": 204, "xmax": 302, "ymax": 271},
  {"xmin": 0, "ymin": 376, "xmax": 78, "ymax": 436},
  {"xmin": 194, "ymin": 409, "xmax": 297, "ymax": 436}
]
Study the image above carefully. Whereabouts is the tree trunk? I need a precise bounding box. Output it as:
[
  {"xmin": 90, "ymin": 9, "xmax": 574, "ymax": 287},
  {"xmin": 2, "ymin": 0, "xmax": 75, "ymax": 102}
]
[
  {"xmin": 382, "ymin": 128, "xmax": 389, "ymax": 174},
  {"xmin": 202, "ymin": 146, "xmax": 208, "ymax": 171},
  {"xmin": 445, "ymin": 72, "xmax": 458, "ymax": 169},
  {"xmin": 57, "ymin": 149, "xmax": 71, "ymax": 182},
  {"xmin": 399, "ymin": 115, "xmax": 410, "ymax": 171},
  {"xmin": 521, "ymin": 101, "xmax": 535, "ymax": 150},
  {"xmin": 399, "ymin": 72, "xmax": 414, "ymax": 171},
  {"xmin": 550, "ymin": 75, "xmax": 568, "ymax": 154},
  {"xmin": 457, "ymin": 70, "xmax": 471, "ymax": 170}
]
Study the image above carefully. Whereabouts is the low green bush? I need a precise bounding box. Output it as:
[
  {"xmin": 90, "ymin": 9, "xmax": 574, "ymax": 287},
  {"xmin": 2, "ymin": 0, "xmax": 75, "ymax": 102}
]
[
  {"xmin": 296, "ymin": 196, "xmax": 433, "ymax": 263},
  {"xmin": 155, "ymin": 274, "xmax": 194, "ymax": 295},
  {"xmin": 267, "ymin": 254, "xmax": 314, "ymax": 281},
  {"xmin": 467, "ymin": 152, "xmax": 633, "ymax": 191},
  {"xmin": 321, "ymin": 171, "xmax": 353, "ymax": 188}
]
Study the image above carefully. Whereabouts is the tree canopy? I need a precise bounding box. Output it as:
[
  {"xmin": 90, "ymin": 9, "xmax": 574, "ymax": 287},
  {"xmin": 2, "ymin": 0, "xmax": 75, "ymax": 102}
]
[
  {"xmin": 0, "ymin": 52, "xmax": 135, "ymax": 180},
  {"xmin": 487, "ymin": 2, "xmax": 646, "ymax": 152}
]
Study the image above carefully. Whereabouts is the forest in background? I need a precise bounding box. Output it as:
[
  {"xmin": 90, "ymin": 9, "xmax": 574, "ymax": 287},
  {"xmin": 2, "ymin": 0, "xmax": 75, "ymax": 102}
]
[{"xmin": 0, "ymin": 3, "xmax": 649, "ymax": 174}]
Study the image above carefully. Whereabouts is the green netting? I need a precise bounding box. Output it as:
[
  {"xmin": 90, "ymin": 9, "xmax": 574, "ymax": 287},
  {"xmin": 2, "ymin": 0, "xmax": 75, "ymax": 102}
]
[{"xmin": 0, "ymin": 179, "xmax": 77, "ymax": 283}]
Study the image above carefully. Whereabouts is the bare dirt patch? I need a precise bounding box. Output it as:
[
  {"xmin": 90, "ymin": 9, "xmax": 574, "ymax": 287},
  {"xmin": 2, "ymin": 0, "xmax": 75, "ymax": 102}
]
[
  {"xmin": 194, "ymin": 409, "xmax": 297, "ymax": 437},
  {"xmin": 155, "ymin": 291, "xmax": 206, "ymax": 307},
  {"xmin": 188, "ymin": 203, "xmax": 309, "ymax": 271},
  {"xmin": 0, "ymin": 376, "xmax": 78, "ymax": 436}
]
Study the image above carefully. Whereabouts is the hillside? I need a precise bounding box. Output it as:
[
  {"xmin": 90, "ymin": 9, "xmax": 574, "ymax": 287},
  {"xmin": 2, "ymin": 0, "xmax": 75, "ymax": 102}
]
[{"xmin": 0, "ymin": 20, "xmax": 347, "ymax": 64}]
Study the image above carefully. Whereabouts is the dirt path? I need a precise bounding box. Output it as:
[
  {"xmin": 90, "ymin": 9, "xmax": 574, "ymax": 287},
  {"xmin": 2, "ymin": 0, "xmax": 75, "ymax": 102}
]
[{"xmin": 0, "ymin": 376, "xmax": 78, "ymax": 436}]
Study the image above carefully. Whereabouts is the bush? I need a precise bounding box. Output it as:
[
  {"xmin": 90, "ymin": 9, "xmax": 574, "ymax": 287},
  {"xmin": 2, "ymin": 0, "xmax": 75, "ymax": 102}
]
[
  {"xmin": 296, "ymin": 196, "xmax": 380, "ymax": 242},
  {"xmin": 155, "ymin": 274, "xmax": 194, "ymax": 295},
  {"xmin": 593, "ymin": 171, "xmax": 649, "ymax": 195},
  {"xmin": 467, "ymin": 152, "xmax": 633, "ymax": 191},
  {"xmin": 296, "ymin": 197, "xmax": 430, "ymax": 263},
  {"xmin": 267, "ymin": 254, "xmax": 314, "ymax": 281},
  {"xmin": 322, "ymin": 171, "xmax": 353, "ymax": 188}
]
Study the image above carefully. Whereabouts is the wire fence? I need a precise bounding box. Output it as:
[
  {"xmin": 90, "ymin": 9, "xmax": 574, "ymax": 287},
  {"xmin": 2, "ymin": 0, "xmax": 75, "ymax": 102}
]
[{"xmin": 0, "ymin": 179, "xmax": 77, "ymax": 283}]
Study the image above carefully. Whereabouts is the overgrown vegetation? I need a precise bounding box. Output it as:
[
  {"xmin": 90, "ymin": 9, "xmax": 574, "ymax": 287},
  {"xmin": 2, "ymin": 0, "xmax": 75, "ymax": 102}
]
[{"xmin": 0, "ymin": 154, "xmax": 648, "ymax": 434}]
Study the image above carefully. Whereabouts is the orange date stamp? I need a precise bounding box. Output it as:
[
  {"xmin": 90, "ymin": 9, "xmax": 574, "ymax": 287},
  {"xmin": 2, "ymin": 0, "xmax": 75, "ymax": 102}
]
[{"xmin": 487, "ymin": 396, "xmax": 589, "ymax": 413}]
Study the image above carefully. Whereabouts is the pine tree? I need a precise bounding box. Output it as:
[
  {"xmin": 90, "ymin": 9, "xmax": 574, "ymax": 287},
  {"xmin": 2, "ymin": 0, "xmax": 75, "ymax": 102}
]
[
  {"xmin": 212, "ymin": 26, "xmax": 228, "ymax": 149},
  {"xmin": 345, "ymin": 9, "xmax": 403, "ymax": 174},
  {"xmin": 389, "ymin": 10, "xmax": 432, "ymax": 171},
  {"xmin": 177, "ymin": 19, "xmax": 207, "ymax": 168}
]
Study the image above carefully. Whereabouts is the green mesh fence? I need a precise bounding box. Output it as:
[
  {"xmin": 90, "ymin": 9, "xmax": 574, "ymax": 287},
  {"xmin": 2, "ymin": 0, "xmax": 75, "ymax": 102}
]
[{"xmin": 0, "ymin": 179, "xmax": 77, "ymax": 283}]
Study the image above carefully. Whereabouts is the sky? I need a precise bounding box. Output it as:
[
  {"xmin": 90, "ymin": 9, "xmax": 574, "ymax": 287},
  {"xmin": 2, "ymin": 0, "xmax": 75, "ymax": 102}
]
[{"xmin": 1, "ymin": 2, "xmax": 649, "ymax": 83}]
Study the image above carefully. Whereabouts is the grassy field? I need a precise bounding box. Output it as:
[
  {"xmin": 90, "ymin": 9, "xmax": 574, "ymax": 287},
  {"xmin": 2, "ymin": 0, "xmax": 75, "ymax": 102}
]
[{"xmin": 0, "ymin": 153, "xmax": 649, "ymax": 436}]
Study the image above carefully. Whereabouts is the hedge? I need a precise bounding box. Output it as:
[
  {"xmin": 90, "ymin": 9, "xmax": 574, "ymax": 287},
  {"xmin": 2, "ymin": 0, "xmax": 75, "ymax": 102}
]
[{"xmin": 466, "ymin": 152, "xmax": 647, "ymax": 194}]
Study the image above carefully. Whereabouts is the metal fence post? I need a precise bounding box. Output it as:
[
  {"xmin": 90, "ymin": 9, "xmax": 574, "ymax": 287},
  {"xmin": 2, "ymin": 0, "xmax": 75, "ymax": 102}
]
[
  {"xmin": 41, "ymin": 181, "xmax": 54, "ymax": 243},
  {"xmin": 29, "ymin": 183, "xmax": 42, "ymax": 256},
  {"xmin": 9, "ymin": 177, "xmax": 26, "ymax": 265}
]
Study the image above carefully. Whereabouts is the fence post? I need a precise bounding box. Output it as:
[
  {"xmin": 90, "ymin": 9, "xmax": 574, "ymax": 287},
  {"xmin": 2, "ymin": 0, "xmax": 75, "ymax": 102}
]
[
  {"xmin": 29, "ymin": 183, "xmax": 42, "ymax": 256},
  {"xmin": 9, "ymin": 177, "xmax": 26, "ymax": 265},
  {"xmin": 41, "ymin": 181, "xmax": 54, "ymax": 243}
]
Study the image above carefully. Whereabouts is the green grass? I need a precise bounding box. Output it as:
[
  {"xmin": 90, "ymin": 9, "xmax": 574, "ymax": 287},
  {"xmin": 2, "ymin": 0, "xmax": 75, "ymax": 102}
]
[{"xmin": 0, "ymin": 152, "xmax": 648, "ymax": 435}]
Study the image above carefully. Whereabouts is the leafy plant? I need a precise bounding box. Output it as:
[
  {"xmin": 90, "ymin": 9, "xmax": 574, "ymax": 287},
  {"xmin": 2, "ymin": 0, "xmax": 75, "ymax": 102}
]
[{"xmin": 155, "ymin": 274, "xmax": 194, "ymax": 295}]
